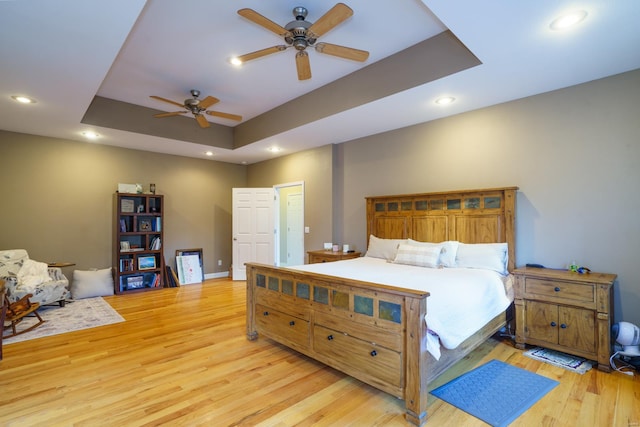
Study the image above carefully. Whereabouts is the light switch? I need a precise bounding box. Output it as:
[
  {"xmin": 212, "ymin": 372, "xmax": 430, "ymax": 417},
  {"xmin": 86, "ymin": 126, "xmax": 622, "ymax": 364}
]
[{"xmin": 304, "ymin": 226, "xmax": 310, "ymax": 233}]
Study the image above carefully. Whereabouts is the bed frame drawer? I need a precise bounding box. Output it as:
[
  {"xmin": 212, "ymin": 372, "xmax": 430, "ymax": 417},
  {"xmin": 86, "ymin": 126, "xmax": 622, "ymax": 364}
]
[
  {"xmin": 314, "ymin": 311, "xmax": 402, "ymax": 351},
  {"xmin": 313, "ymin": 324, "xmax": 402, "ymax": 388},
  {"xmin": 255, "ymin": 304, "xmax": 310, "ymax": 350}
]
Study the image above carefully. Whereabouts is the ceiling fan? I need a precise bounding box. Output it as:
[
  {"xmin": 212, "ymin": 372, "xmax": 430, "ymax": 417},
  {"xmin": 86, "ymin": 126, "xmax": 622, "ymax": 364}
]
[
  {"xmin": 236, "ymin": 3, "xmax": 369, "ymax": 80},
  {"xmin": 150, "ymin": 89, "xmax": 242, "ymax": 128}
]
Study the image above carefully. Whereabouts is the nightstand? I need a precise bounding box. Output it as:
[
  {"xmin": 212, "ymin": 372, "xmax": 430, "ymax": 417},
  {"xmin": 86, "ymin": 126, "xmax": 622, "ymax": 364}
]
[
  {"xmin": 307, "ymin": 250, "xmax": 361, "ymax": 264},
  {"xmin": 513, "ymin": 267, "xmax": 616, "ymax": 372}
]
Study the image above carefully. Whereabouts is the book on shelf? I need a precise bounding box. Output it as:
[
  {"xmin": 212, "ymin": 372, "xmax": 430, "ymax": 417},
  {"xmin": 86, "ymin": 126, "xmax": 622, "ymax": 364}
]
[
  {"xmin": 149, "ymin": 237, "xmax": 161, "ymax": 250},
  {"xmin": 121, "ymin": 247, "xmax": 145, "ymax": 252},
  {"xmin": 119, "ymin": 258, "xmax": 134, "ymax": 272}
]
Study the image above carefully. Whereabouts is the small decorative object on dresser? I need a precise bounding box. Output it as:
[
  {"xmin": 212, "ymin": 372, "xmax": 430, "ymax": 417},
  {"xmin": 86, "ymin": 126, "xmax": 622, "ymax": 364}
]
[
  {"xmin": 513, "ymin": 267, "xmax": 617, "ymax": 372},
  {"xmin": 307, "ymin": 249, "xmax": 361, "ymax": 264}
]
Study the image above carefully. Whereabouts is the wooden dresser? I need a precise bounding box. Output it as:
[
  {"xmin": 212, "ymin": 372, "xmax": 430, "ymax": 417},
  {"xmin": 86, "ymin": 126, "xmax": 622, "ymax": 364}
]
[
  {"xmin": 513, "ymin": 267, "xmax": 616, "ymax": 371},
  {"xmin": 307, "ymin": 249, "xmax": 361, "ymax": 264}
]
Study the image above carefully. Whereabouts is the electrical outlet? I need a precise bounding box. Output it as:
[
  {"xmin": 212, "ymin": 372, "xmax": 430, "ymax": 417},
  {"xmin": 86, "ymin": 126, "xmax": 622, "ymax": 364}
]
[{"xmin": 218, "ymin": 259, "xmax": 222, "ymax": 266}]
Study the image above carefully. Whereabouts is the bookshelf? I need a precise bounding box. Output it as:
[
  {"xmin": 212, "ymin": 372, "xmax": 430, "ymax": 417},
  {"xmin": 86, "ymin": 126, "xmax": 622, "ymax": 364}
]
[{"xmin": 113, "ymin": 192, "xmax": 165, "ymax": 294}]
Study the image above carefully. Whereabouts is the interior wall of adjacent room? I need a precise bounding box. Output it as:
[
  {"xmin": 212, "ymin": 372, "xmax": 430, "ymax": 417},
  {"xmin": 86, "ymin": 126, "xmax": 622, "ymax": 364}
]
[
  {"xmin": 337, "ymin": 69, "xmax": 640, "ymax": 326},
  {"xmin": 0, "ymin": 131, "xmax": 246, "ymax": 275},
  {"xmin": 247, "ymin": 144, "xmax": 333, "ymax": 261}
]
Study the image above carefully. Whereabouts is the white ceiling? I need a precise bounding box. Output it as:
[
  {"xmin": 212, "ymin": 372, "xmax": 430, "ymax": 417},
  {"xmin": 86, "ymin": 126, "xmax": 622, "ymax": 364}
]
[{"xmin": 1, "ymin": 0, "xmax": 639, "ymax": 164}]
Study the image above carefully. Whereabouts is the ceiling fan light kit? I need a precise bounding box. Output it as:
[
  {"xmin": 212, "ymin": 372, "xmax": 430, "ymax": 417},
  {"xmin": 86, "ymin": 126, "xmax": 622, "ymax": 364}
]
[{"xmin": 237, "ymin": 3, "xmax": 369, "ymax": 80}]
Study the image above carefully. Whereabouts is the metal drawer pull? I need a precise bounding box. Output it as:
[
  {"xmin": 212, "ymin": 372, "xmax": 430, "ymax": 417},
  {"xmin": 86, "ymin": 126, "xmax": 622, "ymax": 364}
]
[
  {"xmin": 289, "ymin": 320, "xmax": 295, "ymax": 326},
  {"xmin": 560, "ymin": 324, "xmax": 567, "ymax": 329},
  {"xmin": 370, "ymin": 350, "xmax": 377, "ymax": 357},
  {"xmin": 327, "ymin": 335, "xmax": 334, "ymax": 340},
  {"xmin": 550, "ymin": 321, "xmax": 557, "ymax": 327},
  {"xmin": 554, "ymin": 287, "xmax": 561, "ymax": 292},
  {"xmin": 263, "ymin": 311, "xmax": 269, "ymax": 316}
]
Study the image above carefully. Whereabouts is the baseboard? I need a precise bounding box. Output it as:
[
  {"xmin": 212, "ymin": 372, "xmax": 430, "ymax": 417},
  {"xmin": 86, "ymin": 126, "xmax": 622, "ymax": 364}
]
[{"xmin": 206, "ymin": 271, "xmax": 229, "ymax": 280}]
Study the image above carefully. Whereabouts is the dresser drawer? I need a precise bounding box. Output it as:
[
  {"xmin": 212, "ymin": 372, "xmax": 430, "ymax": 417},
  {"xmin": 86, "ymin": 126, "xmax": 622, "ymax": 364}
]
[
  {"xmin": 524, "ymin": 277, "xmax": 595, "ymax": 306},
  {"xmin": 255, "ymin": 304, "xmax": 310, "ymax": 350},
  {"xmin": 313, "ymin": 324, "xmax": 402, "ymax": 387}
]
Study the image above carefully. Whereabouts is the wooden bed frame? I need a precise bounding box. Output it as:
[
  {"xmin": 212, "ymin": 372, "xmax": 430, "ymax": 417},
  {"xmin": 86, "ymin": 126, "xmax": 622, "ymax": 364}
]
[{"xmin": 246, "ymin": 187, "xmax": 518, "ymax": 426}]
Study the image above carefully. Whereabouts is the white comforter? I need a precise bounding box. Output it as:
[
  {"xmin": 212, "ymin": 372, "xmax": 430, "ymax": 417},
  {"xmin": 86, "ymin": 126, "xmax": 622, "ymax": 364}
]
[{"xmin": 289, "ymin": 257, "xmax": 511, "ymax": 360}]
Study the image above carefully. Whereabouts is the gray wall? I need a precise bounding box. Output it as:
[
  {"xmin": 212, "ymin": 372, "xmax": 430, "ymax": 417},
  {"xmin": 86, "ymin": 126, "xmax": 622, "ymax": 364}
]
[
  {"xmin": 1, "ymin": 68, "xmax": 638, "ymax": 327},
  {"xmin": 0, "ymin": 131, "xmax": 246, "ymax": 275},
  {"xmin": 251, "ymin": 69, "xmax": 640, "ymax": 326},
  {"xmin": 247, "ymin": 144, "xmax": 334, "ymax": 262}
]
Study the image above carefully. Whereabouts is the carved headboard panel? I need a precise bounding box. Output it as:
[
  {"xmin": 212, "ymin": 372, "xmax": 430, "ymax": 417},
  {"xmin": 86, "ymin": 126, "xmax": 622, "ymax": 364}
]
[{"xmin": 365, "ymin": 187, "xmax": 518, "ymax": 272}]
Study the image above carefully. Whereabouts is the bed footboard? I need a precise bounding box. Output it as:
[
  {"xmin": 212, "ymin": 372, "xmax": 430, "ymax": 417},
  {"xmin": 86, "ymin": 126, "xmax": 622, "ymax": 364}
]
[{"xmin": 246, "ymin": 262, "xmax": 430, "ymax": 426}]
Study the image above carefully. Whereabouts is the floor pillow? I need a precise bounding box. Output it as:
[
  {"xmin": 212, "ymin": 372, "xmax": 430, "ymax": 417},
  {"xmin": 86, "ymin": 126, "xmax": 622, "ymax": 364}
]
[{"xmin": 71, "ymin": 268, "xmax": 114, "ymax": 299}]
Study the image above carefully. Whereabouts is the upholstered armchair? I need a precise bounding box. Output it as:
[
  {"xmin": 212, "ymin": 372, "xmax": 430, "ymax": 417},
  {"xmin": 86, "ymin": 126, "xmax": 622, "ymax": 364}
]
[{"xmin": 0, "ymin": 249, "xmax": 70, "ymax": 307}]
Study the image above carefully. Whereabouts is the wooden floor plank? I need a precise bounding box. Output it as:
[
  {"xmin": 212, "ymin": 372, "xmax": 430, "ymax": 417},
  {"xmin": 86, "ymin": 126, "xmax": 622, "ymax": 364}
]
[{"xmin": 1, "ymin": 278, "xmax": 638, "ymax": 426}]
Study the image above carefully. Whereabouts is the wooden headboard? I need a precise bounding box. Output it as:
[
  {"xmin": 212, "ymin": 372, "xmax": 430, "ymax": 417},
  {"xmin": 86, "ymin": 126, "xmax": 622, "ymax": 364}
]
[{"xmin": 365, "ymin": 187, "xmax": 518, "ymax": 272}]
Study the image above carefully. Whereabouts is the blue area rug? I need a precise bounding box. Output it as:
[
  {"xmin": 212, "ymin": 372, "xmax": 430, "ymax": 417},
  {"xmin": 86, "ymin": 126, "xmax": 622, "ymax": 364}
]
[{"xmin": 431, "ymin": 360, "xmax": 559, "ymax": 427}]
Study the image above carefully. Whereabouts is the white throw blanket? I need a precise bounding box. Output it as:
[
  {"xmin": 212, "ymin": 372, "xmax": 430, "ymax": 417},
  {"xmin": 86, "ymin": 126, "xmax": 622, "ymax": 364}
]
[
  {"xmin": 17, "ymin": 259, "xmax": 51, "ymax": 289},
  {"xmin": 290, "ymin": 257, "xmax": 512, "ymax": 360}
]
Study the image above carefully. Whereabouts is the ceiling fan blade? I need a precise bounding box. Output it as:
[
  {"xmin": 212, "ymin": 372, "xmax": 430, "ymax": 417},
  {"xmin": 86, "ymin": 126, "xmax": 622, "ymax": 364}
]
[
  {"xmin": 296, "ymin": 51, "xmax": 311, "ymax": 81},
  {"xmin": 236, "ymin": 45, "xmax": 287, "ymax": 63},
  {"xmin": 154, "ymin": 111, "xmax": 186, "ymax": 118},
  {"xmin": 198, "ymin": 95, "xmax": 220, "ymax": 109},
  {"xmin": 238, "ymin": 8, "xmax": 289, "ymax": 36},
  {"xmin": 195, "ymin": 114, "xmax": 210, "ymax": 128},
  {"xmin": 315, "ymin": 42, "xmax": 369, "ymax": 62},
  {"xmin": 150, "ymin": 95, "xmax": 184, "ymax": 108},
  {"xmin": 308, "ymin": 3, "xmax": 353, "ymax": 38},
  {"xmin": 206, "ymin": 111, "xmax": 243, "ymax": 121}
]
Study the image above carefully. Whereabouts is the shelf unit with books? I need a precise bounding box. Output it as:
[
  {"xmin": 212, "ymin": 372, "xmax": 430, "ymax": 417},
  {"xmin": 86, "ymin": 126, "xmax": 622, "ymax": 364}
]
[{"xmin": 113, "ymin": 192, "xmax": 165, "ymax": 294}]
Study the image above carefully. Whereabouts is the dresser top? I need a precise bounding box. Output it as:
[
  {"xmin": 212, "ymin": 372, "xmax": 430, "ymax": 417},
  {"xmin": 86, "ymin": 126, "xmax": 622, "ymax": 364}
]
[{"xmin": 513, "ymin": 267, "xmax": 617, "ymax": 284}]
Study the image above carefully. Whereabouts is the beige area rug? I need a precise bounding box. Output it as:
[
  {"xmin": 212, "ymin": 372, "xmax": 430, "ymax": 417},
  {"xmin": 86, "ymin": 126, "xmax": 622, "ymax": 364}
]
[{"xmin": 3, "ymin": 297, "xmax": 124, "ymax": 344}]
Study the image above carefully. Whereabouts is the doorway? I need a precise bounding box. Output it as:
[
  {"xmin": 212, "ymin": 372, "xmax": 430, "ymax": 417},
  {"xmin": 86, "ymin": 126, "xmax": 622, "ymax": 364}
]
[{"xmin": 274, "ymin": 182, "xmax": 304, "ymax": 266}]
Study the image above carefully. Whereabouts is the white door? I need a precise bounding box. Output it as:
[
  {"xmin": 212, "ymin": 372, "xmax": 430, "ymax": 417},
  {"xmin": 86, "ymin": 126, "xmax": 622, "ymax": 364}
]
[
  {"xmin": 285, "ymin": 192, "xmax": 304, "ymax": 266},
  {"xmin": 232, "ymin": 188, "xmax": 274, "ymax": 280}
]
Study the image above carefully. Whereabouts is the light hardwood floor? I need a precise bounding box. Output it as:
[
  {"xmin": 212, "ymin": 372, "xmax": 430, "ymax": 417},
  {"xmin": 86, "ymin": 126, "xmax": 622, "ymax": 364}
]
[{"xmin": 1, "ymin": 278, "xmax": 638, "ymax": 426}]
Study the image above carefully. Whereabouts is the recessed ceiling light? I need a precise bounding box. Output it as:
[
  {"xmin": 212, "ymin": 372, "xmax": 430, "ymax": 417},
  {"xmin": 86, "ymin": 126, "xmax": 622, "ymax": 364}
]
[
  {"xmin": 205, "ymin": 151, "xmax": 214, "ymax": 156},
  {"xmin": 11, "ymin": 95, "xmax": 36, "ymax": 104},
  {"xmin": 550, "ymin": 10, "xmax": 588, "ymax": 31},
  {"xmin": 82, "ymin": 131, "xmax": 99, "ymax": 140},
  {"xmin": 435, "ymin": 96, "xmax": 455, "ymax": 105},
  {"xmin": 269, "ymin": 147, "xmax": 281, "ymax": 153}
]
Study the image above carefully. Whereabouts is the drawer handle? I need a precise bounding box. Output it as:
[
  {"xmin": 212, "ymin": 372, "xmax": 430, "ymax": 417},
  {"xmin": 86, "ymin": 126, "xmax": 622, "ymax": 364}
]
[
  {"xmin": 327, "ymin": 335, "xmax": 334, "ymax": 341},
  {"xmin": 370, "ymin": 350, "xmax": 377, "ymax": 357},
  {"xmin": 263, "ymin": 311, "xmax": 269, "ymax": 316},
  {"xmin": 554, "ymin": 287, "xmax": 561, "ymax": 292},
  {"xmin": 550, "ymin": 321, "xmax": 557, "ymax": 327},
  {"xmin": 321, "ymin": 260, "xmax": 327, "ymax": 263},
  {"xmin": 560, "ymin": 323, "xmax": 567, "ymax": 329},
  {"xmin": 289, "ymin": 320, "xmax": 295, "ymax": 326}
]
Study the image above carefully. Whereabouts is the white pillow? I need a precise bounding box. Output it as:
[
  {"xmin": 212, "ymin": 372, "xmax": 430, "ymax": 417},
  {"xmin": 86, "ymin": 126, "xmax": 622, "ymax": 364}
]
[
  {"xmin": 72, "ymin": 268, "xmax": 114, "ymax": 299},
  {"xmin": 407, "ymin": 239, "xmax": 459, "ymax": 267},
  {"xmin": 365, "ymin": 235, "xmax": 407, "ymax": 261},
  {"xmin": 392, "ymin": 243, "xmax": 441, "ymax": 268},
  {"xmin": 455, "ymin": 243, "xmax": 508, "ymax": 275}
]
